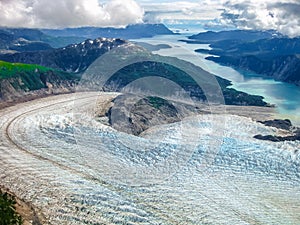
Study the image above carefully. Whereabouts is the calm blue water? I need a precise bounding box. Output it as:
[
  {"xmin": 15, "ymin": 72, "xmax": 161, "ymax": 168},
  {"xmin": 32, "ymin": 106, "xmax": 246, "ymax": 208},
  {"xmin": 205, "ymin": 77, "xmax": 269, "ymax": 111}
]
[{"xmin": 131, "ymin": 32, "xmax": 300, "ymax": 125}]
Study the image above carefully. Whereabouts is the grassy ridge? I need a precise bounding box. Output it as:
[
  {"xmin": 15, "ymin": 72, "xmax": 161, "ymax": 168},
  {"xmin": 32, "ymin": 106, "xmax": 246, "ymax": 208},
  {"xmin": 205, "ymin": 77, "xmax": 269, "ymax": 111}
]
[
  {"xmin": 0, "ymin": 60, "xmax": 52, "ymax": 79},
  {"xmin": 0, "ymin": 60, "xmax": 78, "ymax": 92},
  {"xmin": 0, "ymin": 60, "xmax": 50, "ymax": 91}
]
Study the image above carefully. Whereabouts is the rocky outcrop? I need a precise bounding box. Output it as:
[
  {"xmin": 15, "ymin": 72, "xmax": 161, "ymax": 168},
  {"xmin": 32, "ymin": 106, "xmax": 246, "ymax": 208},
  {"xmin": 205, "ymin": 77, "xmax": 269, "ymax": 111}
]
[
  {"xmin": 104, "ymin": 94, "xmax": 199, "ymax": 135},
  {"xmin": 258, "ymin": 119, "xmax": 293, "ymax": 130},
  {"xmin": 254, "ymin": 119, "xmax": 300, "ymax": 142},
  {"xmin": 104, "ymin": 94, "xmax": 274, "ymax": 137},
  {"xmin": 254, "ymin": 133, "xmax": 300, "ymax": 142}
]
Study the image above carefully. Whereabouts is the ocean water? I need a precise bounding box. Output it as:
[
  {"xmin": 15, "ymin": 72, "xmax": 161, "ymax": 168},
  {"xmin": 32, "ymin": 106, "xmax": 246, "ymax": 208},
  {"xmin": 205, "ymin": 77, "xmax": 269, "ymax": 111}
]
[{"xmin": 131, "ymin": 33, "xmax": 300, "ymax": 125}]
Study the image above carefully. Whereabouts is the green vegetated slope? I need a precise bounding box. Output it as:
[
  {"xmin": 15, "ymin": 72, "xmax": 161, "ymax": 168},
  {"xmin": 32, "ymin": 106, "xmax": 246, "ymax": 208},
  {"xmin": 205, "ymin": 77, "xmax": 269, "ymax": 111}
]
[
  {"xmin": 0, "ymin": 60, "xmax": 51, "ymax": 79},
  {"xmin": 0, "ymin": 60, "xmax": 77, "ymax": 92},
  {"xmin": 105, "ymin": 60, "xmax": 267, "ymax": 106},
  {"xmin": 0, "ymin": 60, "xmax": 50, "ymax": 91},
  {"xmin": 0, "ymin": 190, "xmax": 22, "ymax": 225}
]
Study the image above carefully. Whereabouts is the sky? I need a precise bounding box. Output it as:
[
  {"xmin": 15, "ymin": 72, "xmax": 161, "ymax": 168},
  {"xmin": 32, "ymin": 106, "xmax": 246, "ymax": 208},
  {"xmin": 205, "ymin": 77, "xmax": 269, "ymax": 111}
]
[{"xmin": 1, "ymin": 0, "xmax": 300, "ymax": 37}]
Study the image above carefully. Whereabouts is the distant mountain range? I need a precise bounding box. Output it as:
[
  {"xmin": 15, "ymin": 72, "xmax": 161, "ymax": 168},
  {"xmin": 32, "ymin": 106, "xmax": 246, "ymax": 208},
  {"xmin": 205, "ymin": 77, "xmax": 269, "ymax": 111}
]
[
  {"xmin": 0, "ymin": 28, "xmax": 53, "ymax": 52},
  {"xmin": 188, "ymin": 29, "xmax": 283, "ymax": 43},
  {"xmin": 0, "ymin": 38, "xmax": 127, "ymax": 73},
  {"xmin": 190, "ymin": 30, "xmax": 300, "ymax": 86},
  {"xmin": 0, "ymin": 24, "xmax": 174, "ymax": 50},
  {"xmin": 41, "ymin": 24, "xmax": 174, "ymax": 40}
]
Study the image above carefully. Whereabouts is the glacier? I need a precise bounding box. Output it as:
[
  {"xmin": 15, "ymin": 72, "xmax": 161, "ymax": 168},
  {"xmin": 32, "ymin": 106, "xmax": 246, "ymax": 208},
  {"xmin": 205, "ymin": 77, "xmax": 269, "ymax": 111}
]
[{"xmin": 0, "ymin": 92, "xmax": 300, "ymax": 224}]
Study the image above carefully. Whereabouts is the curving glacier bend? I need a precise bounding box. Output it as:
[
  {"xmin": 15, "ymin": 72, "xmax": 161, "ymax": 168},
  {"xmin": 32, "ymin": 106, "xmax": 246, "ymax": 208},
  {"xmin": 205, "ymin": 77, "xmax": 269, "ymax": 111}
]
[{"xmin": 0, "ymin": 92, "xmax": 300, "ymax": 224}]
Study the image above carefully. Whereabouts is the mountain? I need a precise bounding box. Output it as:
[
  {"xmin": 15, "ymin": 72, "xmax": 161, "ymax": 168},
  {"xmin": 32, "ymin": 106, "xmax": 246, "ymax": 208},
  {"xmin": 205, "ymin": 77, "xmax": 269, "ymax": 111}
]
[
  {"xmin": 0, "ymin": 28, "xmax": 104, "ymax": 51},
  {"xmin": 193, "ymin": 30, "xmax": 300, "ymax": 86},
  {"xmin": 197, "ymin": 37, "xmax": 300, "ymax": 58},
  {"xmin": 188, "ymin": 29, "xmax": 283, "ymax": 43},
  {"xmin": 0, "ymin": 27, "xmax": 84, "ymax": 50},
  {"xmin": 77, "ymin": 44, "xmax": 267, "ymax": 107},
  {"xmin": 102, "ymin": 60, "xmax": 267, "ymax": 106},
  {"xmin": 0, "ymin": 38, "xmax": 127, "ymax": 73},
  {"xmin": 41, "ymin": 24, "xmax": 174, "ymax": 40},
  {"xmin": 0, "ymin": 28, "xmax": 53, "ymax": 52},
  {"xmin": 0, "ymin": 30, "xmax": 14, "ymax": 49},
  {"xmin": 0, "ymin": 60, "xmax": 77, "ymax": 103},
  {"xmin": 206, "ymin": 54, "xmax": 300, "ymax": 86},
  {"xmin": 0, "ymin": 28, "xmax": 46, "ymax": 41},
  {"xmin": 0, "ymin": 36, "xmax": 268, "ymax": 107},
  {"xmin": 0, "ymin": 24, "xmax": 174, "ymax": 50}
]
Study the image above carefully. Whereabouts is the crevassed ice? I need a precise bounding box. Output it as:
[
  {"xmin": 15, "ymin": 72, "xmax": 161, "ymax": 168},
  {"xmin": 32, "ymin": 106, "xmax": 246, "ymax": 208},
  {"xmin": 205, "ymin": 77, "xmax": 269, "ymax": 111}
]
[{"xmin": 3, "ymin": 97, "xmax": 300, "ymax": 224}]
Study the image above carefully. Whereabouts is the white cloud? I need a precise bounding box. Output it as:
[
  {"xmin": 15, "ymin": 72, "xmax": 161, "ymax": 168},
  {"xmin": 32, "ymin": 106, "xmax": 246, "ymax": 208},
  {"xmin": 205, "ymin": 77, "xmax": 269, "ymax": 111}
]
[
  {"xmin": 219, "ymin": 0, "xmax": 300, "ymax": 37},
  {"xmin": 142, "ymin": 1, "xmax": 224, "ymax": 22},
  {"xmin": 0, "ymin": 0, "xmax": 144, "ymax": 28},
  {"xmin": 1, "ymin": 0, "xmax": 300, "ymax": 37},
  {"xmin": 139, "ymin": 0, "xmax": 300, "ymax": 37},
  {"xmin": 104, "ymin": 0, "xmax": 144, "ymax": 25}
]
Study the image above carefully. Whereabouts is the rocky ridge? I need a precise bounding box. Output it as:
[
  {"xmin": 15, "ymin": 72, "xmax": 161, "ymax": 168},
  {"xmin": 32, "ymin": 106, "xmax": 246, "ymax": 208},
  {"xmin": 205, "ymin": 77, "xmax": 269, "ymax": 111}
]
[
  {"xmin": 104, "ymin": 94, "xmax": 201, "ymax": 135},
  {"xmin": 0, "ymin": 38, "xmax": 127, "ymax": 73},
  {"xmin": 254, "ymin": 119, "xmax": 300, "ymax": 142}
]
